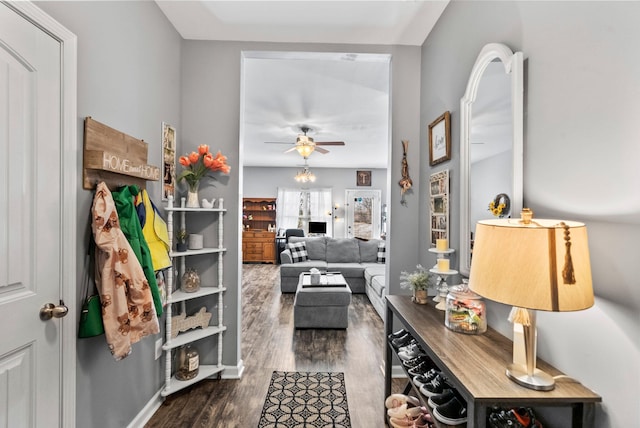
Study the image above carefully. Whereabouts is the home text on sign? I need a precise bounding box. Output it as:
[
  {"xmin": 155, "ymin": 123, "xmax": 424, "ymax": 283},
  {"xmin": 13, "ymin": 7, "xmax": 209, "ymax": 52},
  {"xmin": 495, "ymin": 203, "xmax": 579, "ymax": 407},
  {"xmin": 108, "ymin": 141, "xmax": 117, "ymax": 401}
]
[{"xmin": 102, "ymin": 152, "xmax": 160, "ymax": 180}]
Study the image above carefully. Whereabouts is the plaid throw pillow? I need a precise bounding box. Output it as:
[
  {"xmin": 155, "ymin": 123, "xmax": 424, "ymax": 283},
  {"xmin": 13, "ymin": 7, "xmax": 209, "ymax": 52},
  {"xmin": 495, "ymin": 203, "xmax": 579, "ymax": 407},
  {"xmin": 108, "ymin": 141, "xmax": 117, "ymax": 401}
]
[
  {"xmin": 377, "ymin": 242, "xmax": 386, "ymax": 263},
  {"xmin": 287, "ymin": 241, "xmax": 309, "ymax": 263}
]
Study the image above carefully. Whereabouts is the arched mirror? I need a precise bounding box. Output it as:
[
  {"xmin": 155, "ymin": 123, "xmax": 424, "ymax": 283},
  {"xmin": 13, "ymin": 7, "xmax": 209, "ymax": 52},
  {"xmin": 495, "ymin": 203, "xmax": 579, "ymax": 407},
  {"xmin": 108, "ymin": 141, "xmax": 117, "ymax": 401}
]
[{"xmin": 459, "ymin": 43, "xmax": 524, "ymax": 276}]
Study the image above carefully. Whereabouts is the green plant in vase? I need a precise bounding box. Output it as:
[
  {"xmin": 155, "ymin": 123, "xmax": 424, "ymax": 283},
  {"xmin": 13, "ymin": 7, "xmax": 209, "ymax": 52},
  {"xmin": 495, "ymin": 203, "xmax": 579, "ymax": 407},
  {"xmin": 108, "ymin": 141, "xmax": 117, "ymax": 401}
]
[
  {"xmin": 176, "ymin": 228, "xmax": 188, "ymax": 252},
  {"xmin": 400, "ymin": 264, "xmax": 433, "ymax": 304}
]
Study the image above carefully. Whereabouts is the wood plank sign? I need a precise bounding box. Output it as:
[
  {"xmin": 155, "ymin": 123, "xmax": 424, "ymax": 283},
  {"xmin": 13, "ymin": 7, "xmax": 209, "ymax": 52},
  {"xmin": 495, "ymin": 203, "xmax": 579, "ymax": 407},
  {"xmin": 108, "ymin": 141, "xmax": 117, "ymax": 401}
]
[{"xmin": 83, "ymin": 117, "xmax": 160, "ymax": 189}]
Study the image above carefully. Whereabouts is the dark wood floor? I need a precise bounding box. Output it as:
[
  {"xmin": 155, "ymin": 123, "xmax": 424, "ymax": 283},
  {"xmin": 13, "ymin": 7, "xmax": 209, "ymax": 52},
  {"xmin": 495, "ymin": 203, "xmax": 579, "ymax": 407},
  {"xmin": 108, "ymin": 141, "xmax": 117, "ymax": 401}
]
[{"xmin": 145, "ymin": 264, "xmax": 405, "ymax": 428}]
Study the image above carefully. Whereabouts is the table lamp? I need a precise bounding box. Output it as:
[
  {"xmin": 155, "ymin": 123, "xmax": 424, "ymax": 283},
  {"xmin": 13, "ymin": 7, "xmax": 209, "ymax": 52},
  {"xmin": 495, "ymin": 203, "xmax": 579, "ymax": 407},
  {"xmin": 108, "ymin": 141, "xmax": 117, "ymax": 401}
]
[{"xmin": 468, "ymin": 209, "xmax": 594, "ymax": 391}]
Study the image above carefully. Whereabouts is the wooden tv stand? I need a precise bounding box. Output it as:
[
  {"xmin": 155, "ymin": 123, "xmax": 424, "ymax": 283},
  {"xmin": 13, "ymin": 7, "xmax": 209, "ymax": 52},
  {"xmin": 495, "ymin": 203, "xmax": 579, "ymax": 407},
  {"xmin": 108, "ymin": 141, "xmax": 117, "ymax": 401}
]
[{"xmin": 384, "ymin": 295, "xmax": 601, "ymax": 427}]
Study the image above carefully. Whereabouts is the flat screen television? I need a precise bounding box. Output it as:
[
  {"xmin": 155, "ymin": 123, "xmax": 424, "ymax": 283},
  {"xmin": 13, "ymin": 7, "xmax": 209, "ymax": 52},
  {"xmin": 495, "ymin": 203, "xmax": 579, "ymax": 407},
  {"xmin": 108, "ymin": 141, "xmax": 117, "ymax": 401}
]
[{"xmin": 308, "ymin": 221, "xmax": 327, "ymax": 234}]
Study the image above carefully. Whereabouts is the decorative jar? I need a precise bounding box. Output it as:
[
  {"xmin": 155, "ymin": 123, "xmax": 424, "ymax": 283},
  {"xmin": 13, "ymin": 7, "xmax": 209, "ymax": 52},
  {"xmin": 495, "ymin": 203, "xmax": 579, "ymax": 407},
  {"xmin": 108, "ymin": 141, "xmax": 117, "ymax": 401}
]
[
  {"xmin": 181, "ymin": 268, "xmax": 201, "ymax": 293},
  {"xmin": 445, "ymin": 284, "xmax": 486, "ymax": 334},
  {"xmin": 175, "ymin": 345, "xmax": 199, "ymax": 381}
]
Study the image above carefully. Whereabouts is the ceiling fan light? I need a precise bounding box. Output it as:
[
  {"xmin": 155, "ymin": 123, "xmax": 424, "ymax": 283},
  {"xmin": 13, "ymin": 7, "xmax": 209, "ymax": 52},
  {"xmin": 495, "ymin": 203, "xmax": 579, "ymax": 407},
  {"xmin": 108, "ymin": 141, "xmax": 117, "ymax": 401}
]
[{"xmin": 295, "ymin": 143, "xmax": 315, "ymax": 158}]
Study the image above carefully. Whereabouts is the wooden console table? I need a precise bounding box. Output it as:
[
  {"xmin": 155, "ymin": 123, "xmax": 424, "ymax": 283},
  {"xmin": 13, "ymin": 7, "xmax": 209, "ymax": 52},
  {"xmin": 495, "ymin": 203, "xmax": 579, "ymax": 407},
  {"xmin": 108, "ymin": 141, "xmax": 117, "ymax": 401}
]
[{"xmin": 384, "ymin": 295, "xmax": 601, "ymax": 428}]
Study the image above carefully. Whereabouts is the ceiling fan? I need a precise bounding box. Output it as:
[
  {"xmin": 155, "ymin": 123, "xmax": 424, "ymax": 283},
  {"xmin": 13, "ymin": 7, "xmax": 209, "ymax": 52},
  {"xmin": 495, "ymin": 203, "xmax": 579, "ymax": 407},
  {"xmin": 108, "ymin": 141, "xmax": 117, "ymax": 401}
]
[{"xmin": 265, "ymin": 126, "xmax": 345, "ymax": 157}]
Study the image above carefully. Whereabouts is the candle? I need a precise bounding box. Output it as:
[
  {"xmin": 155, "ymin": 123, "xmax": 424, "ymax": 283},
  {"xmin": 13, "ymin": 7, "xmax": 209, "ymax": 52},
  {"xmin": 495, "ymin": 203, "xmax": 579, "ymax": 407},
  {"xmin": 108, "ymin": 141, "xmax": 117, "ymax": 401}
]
[
  {"xmin": 437, "ymin": 258, "xmax": 450, "ymax": 272},
  {"xmin": 436, "ymin": 238, "xmax": 448, "ymax": 251}
]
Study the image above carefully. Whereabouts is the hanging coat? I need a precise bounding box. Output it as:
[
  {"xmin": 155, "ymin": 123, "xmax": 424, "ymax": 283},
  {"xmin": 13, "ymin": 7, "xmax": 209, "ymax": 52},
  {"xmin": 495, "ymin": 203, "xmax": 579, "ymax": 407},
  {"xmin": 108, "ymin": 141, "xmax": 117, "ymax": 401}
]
[
  {"xmin": 112, "ymin": 185, "xmax": 163, "ymax": 316},
  {"xmin": 134, "ymin": 189, "xmax": 172, "ymax": 271},
  {"xmin": 91, "ymin": 182, "xmax": 160, "ymax": 360}
]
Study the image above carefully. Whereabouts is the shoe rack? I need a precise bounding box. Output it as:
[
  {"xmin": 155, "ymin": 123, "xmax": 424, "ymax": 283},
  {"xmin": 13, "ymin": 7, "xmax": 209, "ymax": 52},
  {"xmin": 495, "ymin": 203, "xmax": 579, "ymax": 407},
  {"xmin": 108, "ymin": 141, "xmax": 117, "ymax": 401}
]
[{"xmin": 384, "ymin": 295, "xmax": 601, "ymax": 428}]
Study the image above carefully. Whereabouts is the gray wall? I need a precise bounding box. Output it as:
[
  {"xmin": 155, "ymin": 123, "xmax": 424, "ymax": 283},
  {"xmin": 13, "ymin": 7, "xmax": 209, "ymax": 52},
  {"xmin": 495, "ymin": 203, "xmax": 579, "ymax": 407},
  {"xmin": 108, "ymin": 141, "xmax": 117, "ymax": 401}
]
[
  {"xmin": 35, "ymin": 2, "xmax": 181, "ymax": 427},
  {"xmin": 420, "ymin": 2, "xmax": 640, "ymax": 426},
  {"xmin": 244, "ymin": 166, "xmax": 388, "ymax": 238}
]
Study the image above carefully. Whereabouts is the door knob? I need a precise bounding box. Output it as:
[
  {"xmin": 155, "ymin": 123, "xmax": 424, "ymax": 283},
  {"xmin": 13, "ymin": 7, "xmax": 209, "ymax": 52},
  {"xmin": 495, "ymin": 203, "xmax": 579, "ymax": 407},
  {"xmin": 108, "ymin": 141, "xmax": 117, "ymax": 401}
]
[{"xmin": 40, "ymin": 300, "xmax": 69, "ymax": 320}]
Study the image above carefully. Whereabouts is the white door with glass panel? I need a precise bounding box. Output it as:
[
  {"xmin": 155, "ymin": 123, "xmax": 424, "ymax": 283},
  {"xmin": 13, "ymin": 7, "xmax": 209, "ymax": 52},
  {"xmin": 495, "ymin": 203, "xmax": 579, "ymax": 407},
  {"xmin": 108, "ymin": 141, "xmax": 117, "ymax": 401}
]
[
  {"xmin": 0, "ymin": 3, "xmax": 76, "ymax": 426},
  {"xmin": 345, "ymin": 189, "xmax": 382, "ymax": 240}
]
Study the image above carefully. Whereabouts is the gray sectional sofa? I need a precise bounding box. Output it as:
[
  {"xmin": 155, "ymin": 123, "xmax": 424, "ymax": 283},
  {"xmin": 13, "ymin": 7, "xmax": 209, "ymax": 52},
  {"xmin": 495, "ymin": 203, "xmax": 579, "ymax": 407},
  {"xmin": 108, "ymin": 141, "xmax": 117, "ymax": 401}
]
[{"xmin": 279, "ymin": 236, "xmax": 387, "ymax": 319}]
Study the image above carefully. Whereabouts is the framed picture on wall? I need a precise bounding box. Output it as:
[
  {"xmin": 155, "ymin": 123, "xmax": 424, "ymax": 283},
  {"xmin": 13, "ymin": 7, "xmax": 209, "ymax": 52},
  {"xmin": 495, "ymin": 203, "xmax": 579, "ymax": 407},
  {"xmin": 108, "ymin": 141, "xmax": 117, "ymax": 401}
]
[
  {"xmin": 356, "ymin": 170, "xmax": 371, "ymax": 186},
  {"xmin": 428, "ymin": 111, "xmax": 451, "ymax": 166},
  {"xmin": 429, "ymin": 169, "xmax": 449, "ymax": 246},
  {"xmin": 162, "ymin": 122, "xmax": 176, "ymax": 201}
]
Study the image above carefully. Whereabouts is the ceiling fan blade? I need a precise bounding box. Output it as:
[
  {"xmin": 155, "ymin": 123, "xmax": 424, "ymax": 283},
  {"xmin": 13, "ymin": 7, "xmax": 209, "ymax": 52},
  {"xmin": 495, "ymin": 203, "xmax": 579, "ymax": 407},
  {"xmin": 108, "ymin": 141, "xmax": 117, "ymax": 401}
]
[
  {"xmin": 284, "ymin": 146, "xmax": 298, "ymax": 153},
  {"xmin": 315, "ymin": 141, "xmax": 345, "ymax": 146},
  {"xmin": 314, "ymin": 147, "xmax": 330, "ymax": 154},
  {"xmin": 264, "ymin": 141, "xmax": 294, "ymax": 145}
]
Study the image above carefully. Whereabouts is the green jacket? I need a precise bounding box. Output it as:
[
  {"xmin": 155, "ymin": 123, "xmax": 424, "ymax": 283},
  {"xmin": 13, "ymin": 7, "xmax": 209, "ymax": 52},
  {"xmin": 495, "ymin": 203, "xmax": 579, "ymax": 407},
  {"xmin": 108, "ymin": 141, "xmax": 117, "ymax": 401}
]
[{"xmin": 112, "ymin": 185, "xmax": 163, "ymax": 317}]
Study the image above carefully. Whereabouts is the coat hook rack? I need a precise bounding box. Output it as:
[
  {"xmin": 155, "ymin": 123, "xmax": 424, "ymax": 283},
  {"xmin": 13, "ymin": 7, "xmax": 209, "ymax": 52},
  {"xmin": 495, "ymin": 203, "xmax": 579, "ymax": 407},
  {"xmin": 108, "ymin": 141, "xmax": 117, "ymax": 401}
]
[{"xmin": 83, "ymin": 117, "xmax": 160, "ymax": 190}]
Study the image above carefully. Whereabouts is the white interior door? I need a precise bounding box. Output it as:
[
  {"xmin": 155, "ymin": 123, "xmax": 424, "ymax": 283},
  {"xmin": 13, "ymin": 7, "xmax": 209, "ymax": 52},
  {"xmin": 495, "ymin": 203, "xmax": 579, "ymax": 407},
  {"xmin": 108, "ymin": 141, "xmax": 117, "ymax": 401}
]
[
  {"xmin": 0, "ymin": 3, "xmax": 76, "ymax": 427},
  {"xmin": 344, "ymin": 189, "xmax": 382, "ymax": 239}
]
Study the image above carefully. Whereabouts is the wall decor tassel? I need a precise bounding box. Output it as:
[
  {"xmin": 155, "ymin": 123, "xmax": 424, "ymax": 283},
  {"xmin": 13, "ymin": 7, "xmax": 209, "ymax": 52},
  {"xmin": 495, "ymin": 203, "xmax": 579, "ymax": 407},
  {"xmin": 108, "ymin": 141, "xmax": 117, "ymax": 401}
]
[{"xmin": 560, "ymin": 222, "xmax": 576, "ymax": 284}]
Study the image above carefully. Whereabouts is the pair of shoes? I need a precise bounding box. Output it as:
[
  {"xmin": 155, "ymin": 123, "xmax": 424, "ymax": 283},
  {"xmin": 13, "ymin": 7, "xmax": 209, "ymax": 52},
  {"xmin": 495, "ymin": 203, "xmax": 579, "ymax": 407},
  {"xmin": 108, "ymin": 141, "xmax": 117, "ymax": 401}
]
[
  {"xmin": 412, "ymin": 369, "xmax": 440, "ymax": 389},
  {"xmin": 488, "ymin": 407, "xmax": 542, "ymax": 428},
  {"xmin": 391, "ymin": 333, "xmax": 415, "ymax": 349},
  {"xmin": 432, "ymin": 396, "xmax": 467, "ymax": 425},
  {"xmin": 385, "ymin": 393, "xmax": 420, "ymax": 410},
  {"xmin": 388, "ymin": 405, "xmax": 426, "ymax": 420},
  {"xmin": 398, "ymin": 345, "xmax": 425, "ymax": 361},
  {"xmin": 427, "ymin": 388, "xmax": 455, "ymax": 408},
  {"xmin": 419, "ymin": 374, "xmax": 448, "ymax": 397},
  {"xmin": 402, "ymin": 355, "xmax": 430, "ymax": 369},
  {"xmin": 389, "ymin": 412, "xmax": 432, "ymax": 428},
  {"xmin": 388, "ymin": 328, "xmax": 408, "ymax": 341},
  {"xmin": 489, "ymin": 409, "xmax": 526, "ymax": 428},
  {"xmin": 407, "ymin": 358, "xmax": 435, "ymax": 377}
]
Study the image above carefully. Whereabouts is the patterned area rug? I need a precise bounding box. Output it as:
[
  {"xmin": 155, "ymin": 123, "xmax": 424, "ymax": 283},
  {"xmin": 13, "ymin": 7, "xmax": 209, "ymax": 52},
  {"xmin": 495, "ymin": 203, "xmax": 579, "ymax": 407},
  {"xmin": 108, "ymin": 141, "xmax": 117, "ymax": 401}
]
[{"xmin": 258, "ymin": 371, "xmax": 352, "ymax": 428}]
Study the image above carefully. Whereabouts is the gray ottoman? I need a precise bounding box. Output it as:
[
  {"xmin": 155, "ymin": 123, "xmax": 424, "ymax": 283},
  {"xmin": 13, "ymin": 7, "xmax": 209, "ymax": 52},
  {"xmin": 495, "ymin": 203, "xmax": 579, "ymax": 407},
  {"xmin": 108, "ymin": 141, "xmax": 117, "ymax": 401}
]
[{"xmin": 294, "ymin": 273, "xmax": 352, "ymax": 329}]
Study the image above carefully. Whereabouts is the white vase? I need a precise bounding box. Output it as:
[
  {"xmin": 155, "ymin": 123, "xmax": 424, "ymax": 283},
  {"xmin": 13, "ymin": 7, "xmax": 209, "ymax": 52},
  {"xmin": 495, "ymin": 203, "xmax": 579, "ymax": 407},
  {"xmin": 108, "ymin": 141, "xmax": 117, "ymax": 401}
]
[{"xmin": 186, "ymin": 183, "xmax": 199, "ymax": 208}]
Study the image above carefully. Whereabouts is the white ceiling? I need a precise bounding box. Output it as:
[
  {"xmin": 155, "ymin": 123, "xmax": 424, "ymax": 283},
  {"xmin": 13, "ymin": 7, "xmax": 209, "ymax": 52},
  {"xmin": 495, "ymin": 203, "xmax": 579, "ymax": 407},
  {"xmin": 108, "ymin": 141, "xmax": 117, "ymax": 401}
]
[{"xmin": 156, "ymin": 1, "xmax": 449, "ymax": 169}]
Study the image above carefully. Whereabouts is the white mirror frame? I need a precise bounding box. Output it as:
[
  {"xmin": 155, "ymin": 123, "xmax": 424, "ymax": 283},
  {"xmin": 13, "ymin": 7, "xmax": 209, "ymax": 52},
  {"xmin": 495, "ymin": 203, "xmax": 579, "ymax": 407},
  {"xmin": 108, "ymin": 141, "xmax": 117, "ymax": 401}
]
[{"xmin": 459, "ymin": 43, "xmax": 524, "ymax": 277}]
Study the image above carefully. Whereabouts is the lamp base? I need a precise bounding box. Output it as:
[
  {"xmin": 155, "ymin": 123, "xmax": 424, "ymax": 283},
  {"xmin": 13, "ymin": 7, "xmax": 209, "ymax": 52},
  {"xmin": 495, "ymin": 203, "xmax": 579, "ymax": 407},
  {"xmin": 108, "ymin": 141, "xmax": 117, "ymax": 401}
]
[{"xmin": 506, "ymin": 363, "xmax": 555, "ymax": 391}]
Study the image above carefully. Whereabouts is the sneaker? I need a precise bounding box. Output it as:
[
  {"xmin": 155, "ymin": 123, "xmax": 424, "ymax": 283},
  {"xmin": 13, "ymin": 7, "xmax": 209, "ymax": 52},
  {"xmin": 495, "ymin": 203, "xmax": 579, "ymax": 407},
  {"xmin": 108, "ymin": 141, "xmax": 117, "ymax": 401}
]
[
  {"xmin": 391, "ymin": 334, "xmax": 415, "ymax": 349},
  {"xmin": 398, "ymin": 346, "xmax": 425, "ymax": 361},
  {"xmin": 388, "ymin": 329, "xmax": 408, "ymax": 340},
  {"xmin": 402, "ymin": 355, "xmax": 429, "ymax": 369},
  {"xmin": 489, "ymin": 409, "xmax": 527, "ymax": 428},
  {"xmin": 433, "ymin": 396, "xmax": 467, "ymax": 425},
  {"xmin": 427, "ymin": 388, "xmax": 455, "ymax": 408},
  {"xmin": 419, "ymin": 374, "xmax": 448, "ymax": 397},
  {"xmin": 407, "ymin": 361, "xmax": 434, "ymax": 377},
  {"xmin": 398, "ymin": 342, "xmax": 420, "ymax": 353},
  {"xmin": 412, "ymin": 369, "xmax": 440, "ymax": 389}
]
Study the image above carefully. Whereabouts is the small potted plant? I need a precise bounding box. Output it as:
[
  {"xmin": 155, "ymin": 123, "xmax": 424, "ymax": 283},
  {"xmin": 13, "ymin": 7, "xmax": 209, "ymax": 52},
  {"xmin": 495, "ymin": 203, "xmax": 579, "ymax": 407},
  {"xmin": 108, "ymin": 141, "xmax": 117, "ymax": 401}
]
[
  {"xmin": 400, "ymin": 264, "xmax": 432, "ymax": 304},
  {"xmin": 176, "ymin": 228, "xmax": 188, "ymax": 252}
]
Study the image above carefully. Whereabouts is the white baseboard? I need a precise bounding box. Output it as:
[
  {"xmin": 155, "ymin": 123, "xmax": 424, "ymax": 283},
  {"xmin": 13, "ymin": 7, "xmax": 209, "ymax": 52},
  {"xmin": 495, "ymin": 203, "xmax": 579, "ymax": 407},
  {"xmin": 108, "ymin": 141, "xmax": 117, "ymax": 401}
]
[
  {"xmin": 222, "ymin": 359, "xmax": 245, "ymax": 379},
  {"xmin": 127, "ymin": 389, "xmax": 163, "ymax": 428}
]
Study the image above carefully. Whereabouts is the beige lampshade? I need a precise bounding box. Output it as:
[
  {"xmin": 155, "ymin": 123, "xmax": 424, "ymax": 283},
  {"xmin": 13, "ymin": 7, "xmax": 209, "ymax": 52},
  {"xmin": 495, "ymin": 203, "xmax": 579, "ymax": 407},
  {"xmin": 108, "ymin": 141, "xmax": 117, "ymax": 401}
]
[{"xmin": 468, "ymin": 217, "xmax": 594, "ymax": 312}]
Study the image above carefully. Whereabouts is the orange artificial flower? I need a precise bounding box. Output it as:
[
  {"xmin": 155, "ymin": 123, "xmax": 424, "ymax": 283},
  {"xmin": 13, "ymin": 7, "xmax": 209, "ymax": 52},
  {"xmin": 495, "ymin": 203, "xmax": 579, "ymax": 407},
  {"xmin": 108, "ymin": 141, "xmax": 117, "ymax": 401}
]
[
  {"xmin": 188, "ymin": 151, "xmax": 200, "ymax": 164},
  {"xmin": 198, "ymin": 144, "xmax": 209, "ymax": 155}
]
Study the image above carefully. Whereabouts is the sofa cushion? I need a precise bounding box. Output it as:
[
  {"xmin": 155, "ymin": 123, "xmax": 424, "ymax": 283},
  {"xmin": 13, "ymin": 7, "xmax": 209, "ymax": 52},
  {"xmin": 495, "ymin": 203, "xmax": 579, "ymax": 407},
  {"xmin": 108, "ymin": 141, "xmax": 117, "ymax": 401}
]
[
  {"xmin": 287, "ymin": 241, "xmax": 309, "ymax": 263},
  {"xmin": 289, "ymin": 236, "xmax": 326, "ymax": 260},
  {"xmin": 358, "ymin": 239, "xmax": 381, "ymax": 263},
  {"xmin": 326, "ymin": 263, "xmax": 365, "ymax": 278},
  {"xmin": 364, "ymin": 264, "xmax": 386, "ymax": 283},
  {"xmin": 370, "ymin": 275, "xmax": 386, "ymax": 298},
  {"xmin": 280, "ymin": 260, "xmax": 328, "ymax": 277},
  {"xmin": 326, "ymin": 238, "xmax": 360, "ymax": 263},
  {"xmin": 377, "ymin": 241, "xmax": 386, "ymax": 263}
]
